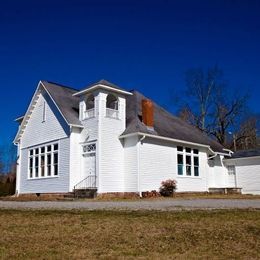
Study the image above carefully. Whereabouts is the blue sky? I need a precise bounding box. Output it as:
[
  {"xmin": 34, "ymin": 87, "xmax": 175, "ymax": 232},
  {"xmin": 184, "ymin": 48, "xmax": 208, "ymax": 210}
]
[{"xmin": 0, "ymin": 0, "xmax": 260, "ymax": 144}]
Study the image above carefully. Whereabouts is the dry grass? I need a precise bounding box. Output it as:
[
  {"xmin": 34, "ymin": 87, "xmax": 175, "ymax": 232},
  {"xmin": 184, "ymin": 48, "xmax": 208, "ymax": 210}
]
[
  {"xmin": 1, "ymin": 193, "xmax": 260, "ymax": 202},
  {"xmin": 0, "ymin": 209, "xmax": 259, "ymax": 259}
]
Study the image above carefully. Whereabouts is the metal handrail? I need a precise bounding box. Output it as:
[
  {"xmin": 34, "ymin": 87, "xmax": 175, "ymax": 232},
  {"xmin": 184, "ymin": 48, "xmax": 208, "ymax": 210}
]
[{"xmin": 74, "ymin": 175, "xmax": 97, "ymax": 190}]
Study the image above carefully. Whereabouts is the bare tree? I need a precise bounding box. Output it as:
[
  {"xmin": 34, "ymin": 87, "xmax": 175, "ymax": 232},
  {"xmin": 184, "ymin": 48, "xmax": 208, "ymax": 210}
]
[
  {"xmin": 210, "ymin": 95, "xmax": 248, "ymax": 146},
  {"xmin": 233, "ymin": 116, "xmax": 258, "ymax": 150},
  {"xmin": 184, "ymin": 65, "xmax": 223, "ymax": 132},
  {"xmin": 178, "ymin": 66, "xmax": 250, "ymax": 147}
]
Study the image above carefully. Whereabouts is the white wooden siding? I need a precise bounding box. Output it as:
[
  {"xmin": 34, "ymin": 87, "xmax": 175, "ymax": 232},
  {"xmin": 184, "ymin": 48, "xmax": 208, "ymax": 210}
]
[
  {"xmin": 69, "ymin": 128, "xmax": 82, "ymax": 191},
  {"xmin": 21, "ymin": 92, "xmax": 69, "ymax": 149},
  {"xmin": 18, "ymin": 90, "xmax": 71, "ymax": 194},
  {"xmin": 98, "ymin": 93, "xmax": 126, "ymax": 193},
  {"xmin": 225, "ymin": 157, "xmax": 260, "ymax": 195},
  {"xmin": 208, "ymin": 155, "xmax": 229, "ymax": 188},
  {"xmin": 139, "ymin": 138, "xmax": 209, "ymax": 192},
  {"xmin": 124, "ymin": 136, "xmax": 138, "ymax": 192},
  {"xmin": 19, "ymin": 137, "xmax": 70, "ymax": 194}
]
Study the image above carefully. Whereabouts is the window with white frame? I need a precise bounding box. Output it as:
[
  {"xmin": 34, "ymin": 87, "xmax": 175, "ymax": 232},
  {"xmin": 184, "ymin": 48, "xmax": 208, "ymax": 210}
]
[
  {"xmin": 227, "ymin": 165, "xmax": 236, "ymax": 175},
  {"xmin": 28, "ymin": 143, "xmax": 59, "ymax": 179},
  {"xmin": 177, "ymin": 146, "xmax": 200, "ymax": 177}
]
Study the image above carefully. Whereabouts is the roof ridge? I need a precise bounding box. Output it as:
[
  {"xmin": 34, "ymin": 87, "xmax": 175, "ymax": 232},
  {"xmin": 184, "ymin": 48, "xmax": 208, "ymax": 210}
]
[{"xmin": 41, "ymin": 80, "xmax": 79, "ymax": 92}]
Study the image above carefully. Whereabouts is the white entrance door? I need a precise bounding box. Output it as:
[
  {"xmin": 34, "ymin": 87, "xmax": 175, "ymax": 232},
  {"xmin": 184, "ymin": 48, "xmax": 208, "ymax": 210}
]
[
  {"xmin": 81, "ymin": 143, "xmax": 97, "ymax": 188},
  {"xmin": 83, "ymin": 152, "xmax": 96, "ymax": 178}
]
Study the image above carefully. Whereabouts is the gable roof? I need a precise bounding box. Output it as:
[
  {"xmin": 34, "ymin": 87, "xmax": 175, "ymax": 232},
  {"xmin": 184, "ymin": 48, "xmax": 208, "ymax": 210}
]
[
  {"xmin": 15, "ymin": 79, "xmax": 228, "ymax": 154},
  {"xmin": 41, "ymin": 81, "xmax": 82, "ymax": 127},
  {"xmin": 227, "ymin": 148, "xmax": 260, "ymax": 159},
  {"xmin": 73, "ymin": 79, "xmax": 133, "ymax": 96},
  {"xmin": 122, "ymin": 90, "xmax": 226, "ymax": 153}
]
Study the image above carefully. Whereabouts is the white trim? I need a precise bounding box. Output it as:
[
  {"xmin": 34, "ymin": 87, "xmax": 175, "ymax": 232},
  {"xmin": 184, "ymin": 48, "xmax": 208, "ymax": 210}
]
[
  {"xmin": 73, "ymin": 84, "xmax": 133, "ymax": 96},
  {"xmin": 14, "ymin": 81, "xmax": 83, "ymax": 144},
  {"xmin": 223, "ymin": 156, "xmax": 260, "ymax": 161},
  {"xmin": 14, "ymin": 81, "xmax": 42, "ymax": 143},
  {"xmin": 119, "ymin": 132, "xmax": 224, "ymax": 155}
]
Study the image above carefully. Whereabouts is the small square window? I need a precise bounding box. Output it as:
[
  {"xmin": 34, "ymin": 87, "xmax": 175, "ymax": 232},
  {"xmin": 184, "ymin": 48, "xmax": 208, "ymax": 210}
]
[
  {"xmin": 41, "ymin": 147, "xmax": 45, "ymax": 153},
  {"xmin": 186, "ymin": 147, "xmax": 191, "ymax": 153},
  {"xmin": 193, "ymin": 149, "xmax": 199, "ymax": 154},
  {"xmin": 177, "ymin": 146, "xmax": 183, "ymax": 152},
  {"xmin": 29, "ymin": 150, "xmax": 33, "ymax": 156},
  {"xmin": 54, "ymin": 144, "xmax": 58, "ymax": 151},
  {"xmin": 47, "ymin": 145, "xmax": 52, "ymax": 152}
]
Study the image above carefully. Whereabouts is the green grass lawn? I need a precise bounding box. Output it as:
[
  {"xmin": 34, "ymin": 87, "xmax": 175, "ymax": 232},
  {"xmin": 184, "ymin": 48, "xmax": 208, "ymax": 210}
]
[{"xmin": 0, "ymin": 209, "xmax": 259, "ymax": 259}]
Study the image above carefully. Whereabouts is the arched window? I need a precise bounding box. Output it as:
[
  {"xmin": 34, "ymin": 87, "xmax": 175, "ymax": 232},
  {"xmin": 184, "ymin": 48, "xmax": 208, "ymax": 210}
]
[
  {"xmin": 106, "ymin": 94, "xmax": 118, "ymax": 110},
  {"xmin": 86, "ymin": 94, "xmax": 95, "ymax": 110}
]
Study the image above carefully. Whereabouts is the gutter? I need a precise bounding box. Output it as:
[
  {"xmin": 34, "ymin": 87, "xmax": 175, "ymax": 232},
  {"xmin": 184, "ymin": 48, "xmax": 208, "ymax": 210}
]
[
  {"xmin": 119, "ymin": 132, "xmax": 230, "ymax": 156},
  {"xmin": 223, "ymin": 155, "xmax": 260, "ymax": 161}
]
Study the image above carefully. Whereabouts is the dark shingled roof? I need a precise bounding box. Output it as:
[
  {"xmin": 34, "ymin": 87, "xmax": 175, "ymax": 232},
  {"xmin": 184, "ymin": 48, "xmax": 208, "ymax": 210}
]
[
  {"xmin": 123, "ymin": 90, "xmax": 226, "ymax": 153},
  {"xmin": 38, "ymin": 80, "xmax": 226, "ymax": 153},
  {"xmin": 228, "ymin": 149, "xmax": 260, "ymax": 159},
  {"xmin": 41, "ymin": 81, "xmax": 82, "ymax": 127}
]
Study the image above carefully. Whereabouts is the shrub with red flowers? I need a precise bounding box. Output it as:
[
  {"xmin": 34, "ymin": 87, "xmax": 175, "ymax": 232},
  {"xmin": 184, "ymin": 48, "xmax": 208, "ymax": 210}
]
[{"xmin": 159, "ymin": 179, "xmax": 177, "ymax": 197}]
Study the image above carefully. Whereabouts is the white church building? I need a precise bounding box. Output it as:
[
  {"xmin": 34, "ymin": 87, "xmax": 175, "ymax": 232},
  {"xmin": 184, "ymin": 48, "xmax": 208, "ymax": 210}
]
[{"xmin": 14, "ymin": 80, "xmax": 260, "ymax": 196}]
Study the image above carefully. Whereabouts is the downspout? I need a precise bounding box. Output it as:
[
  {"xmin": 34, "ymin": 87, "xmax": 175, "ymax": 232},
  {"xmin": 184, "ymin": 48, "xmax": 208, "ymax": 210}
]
[
  {"xmin": 208, "ymin": 153, "xmax": 217, "ymax": 160},
  {"xmin": 137, "ymin": 135, "xmax": 146, "ymax": 197}
]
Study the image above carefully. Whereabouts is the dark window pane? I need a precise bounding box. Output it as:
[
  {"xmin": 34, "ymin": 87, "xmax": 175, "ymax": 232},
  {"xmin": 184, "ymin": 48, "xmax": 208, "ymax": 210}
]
[
  {"xmin": 30, "ymin": 150, "xmax": 33, "ymax": 156},
  {"xmin": 35, "ymin": 157, "xmax": 39, "ymax": 167},
  {"xmin": 47, "ymin": 165, "xmax": 51, "ymax": 176},
  {"xmin": 41, "ymin": 155, "xmax": 45, "ymax": 176},
  {"xmin": 193, "ymin": 149, "xmax": 199, "ymax": 154},
  {"xmin": 35, "ymin": 148, "xmax": 39, "ymax": 155},
  {"xmin": 54, "ymin": 165, "xmax": 58, "ymax": 175},
  {"xmin": 194, "ymin": 157, "xmax": 199, "ymax": 166},
  {"xmin": 47, "ymin": 145, "xmax": 51, "ymax": 152},
  {"xmin": 29, "ymin": 168, "xmax": 33, "ymax": 178},
  {"xmin": 186, "ymin": 147, "xmax": 191, "ymax": 153},
  {"xmin": 178, "ymin": 165, "xmax": 183, "ymax": 175},
  {"xmin": 186, "ymin": 155, "xmax": 191, "ymax": 165},
  {"xmin": 177, "ymin": 146, "xmax": 183, "ymax": 152},
  {"xmin": 29, "ymin": 158, "xmax": 33, "ymax": 168},
  {"xmin": 41, "ymin": 147, "xmax": 45, "ymax": 153},
  {"xmin": 54, "ymin": 153, "xmax": 58, "ymax": 164},
  {"xmin": 177, "ymin": 154, "xmax": 183, "ymax": 164},
  {"xmin": 47, "ymin": 154, "xmax": 51, "ymax": 165},
  {"xmin": 194, "ymin": 166, "xmax": 199, "ymax": 176},
  {"xmin": 54, "ymin": 144, "xmax": 58, "ymax": 151},
  {"xmin": 35, "ymin": 167, "xmax": 38, "ymax": 177},
  {"xmin": 186, "ymin": 165, "xmax": 191, "ymax": 176}
]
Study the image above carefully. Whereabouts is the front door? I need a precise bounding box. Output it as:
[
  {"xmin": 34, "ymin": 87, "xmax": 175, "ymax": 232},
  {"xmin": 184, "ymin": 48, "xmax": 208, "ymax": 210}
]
[
  {"xmin": 84, "ymin": 152, "xmax": 96, "ymax": 177},
  {"xmin": 81, "ymin": 143, "xmax": 97, "ymax": 188}
]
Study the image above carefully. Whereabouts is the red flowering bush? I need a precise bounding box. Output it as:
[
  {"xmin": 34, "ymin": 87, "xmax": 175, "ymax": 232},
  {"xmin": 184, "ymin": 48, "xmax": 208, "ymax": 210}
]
[{"xmin": 159, "ymin": 179, "xmax": 177, "ymax": 197}]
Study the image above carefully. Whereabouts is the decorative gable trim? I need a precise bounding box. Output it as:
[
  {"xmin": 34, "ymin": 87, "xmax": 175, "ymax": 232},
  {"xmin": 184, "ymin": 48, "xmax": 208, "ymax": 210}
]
[{"xmin": 14, "ymin": 81, "xmax": 82, "ymax": 144}]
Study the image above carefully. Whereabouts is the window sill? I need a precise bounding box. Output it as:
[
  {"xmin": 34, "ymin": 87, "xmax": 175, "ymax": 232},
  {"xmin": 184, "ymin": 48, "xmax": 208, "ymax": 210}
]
[
  {"xmin": 27, "ymin": 176, "xmax": 59, "ymax": 180},
  {"xmin": 177, "ymin": 175, "xmax": 201, "ymax": 179}
]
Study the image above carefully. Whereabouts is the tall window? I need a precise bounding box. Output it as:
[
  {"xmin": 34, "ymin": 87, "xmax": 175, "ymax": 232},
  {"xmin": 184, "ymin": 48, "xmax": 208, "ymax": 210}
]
[
  {"xmin": 177, "ymin": 146, "xmax": 200, "ymax": 177},
  {"xmin": 28, "ymin": 143, "xmax": 59, "ymax": 179}
]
